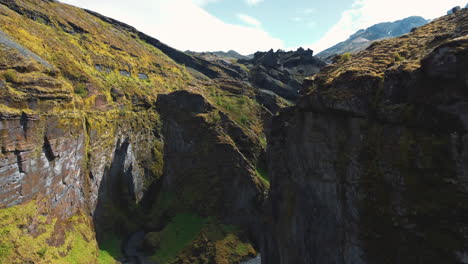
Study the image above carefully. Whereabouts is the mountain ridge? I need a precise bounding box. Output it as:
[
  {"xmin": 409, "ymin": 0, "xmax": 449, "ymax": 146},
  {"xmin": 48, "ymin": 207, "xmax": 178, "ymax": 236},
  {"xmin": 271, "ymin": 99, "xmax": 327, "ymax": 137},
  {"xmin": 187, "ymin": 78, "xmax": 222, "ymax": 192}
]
[{"xmin": 316, "ymin": 16, "xmax": 429, "ymax": 60}]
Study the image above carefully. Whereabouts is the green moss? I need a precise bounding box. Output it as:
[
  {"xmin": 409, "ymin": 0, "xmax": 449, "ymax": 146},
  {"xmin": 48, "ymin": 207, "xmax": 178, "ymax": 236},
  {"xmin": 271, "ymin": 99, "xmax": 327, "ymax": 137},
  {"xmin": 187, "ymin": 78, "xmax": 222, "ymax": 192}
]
[
  {"xmin": 0, "ymin": 200, "xmax": 99, "ymax": 264},
  {"xmin": 148, "ymin": 140, "xmax": 164, "ymax": 185},
  {"xmin": 2, "ymin": 69, "xmax": 18, "ymax": 83},
  {"xmin": 256, "ymin": 166, "xmax": 270, "ymax": 185},
  {"xmin": 73, "ymin": 83, "xmax": 88, "ymax": 97},
  {"xmin": 394, "ymin": 52, "xmax": 406, "ymax": 62},
  {"xmin": 337, "ymin": 52, "xmax": 351, "ymax": 63},
  {"xmin": 235, "ymin": 243, "xmax": 250, "ymax": 256},
  {"xmin": 150, "ymin": 213, "xmax": 207, "ymax": 264},
  {"xmin": 169, "ymin": 220, "xmax": 256, "ymax": 264},
  {"xmin": 63, "ymin": 220, "xmax": 99, "ymax": 264},
  {"xmin": 213, "ymin": 230, "xmax": 256, "ymax": 264},
  {"xmin": 97, "ymin": 234, "xmax": 121, "ymax": 264},
  {"xmin": 209, "ymin": 91, "xmax": 263, "ymax": 135},
  {"xmin": 0, "ymin": 0, "xmax": 193, "ymax": 112}
]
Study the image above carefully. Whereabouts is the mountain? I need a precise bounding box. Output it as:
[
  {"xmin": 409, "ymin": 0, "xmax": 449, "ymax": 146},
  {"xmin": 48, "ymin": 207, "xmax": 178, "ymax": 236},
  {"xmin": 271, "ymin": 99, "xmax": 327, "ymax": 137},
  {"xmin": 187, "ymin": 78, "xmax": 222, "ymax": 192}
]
[
  {"xmin": 187, "ymin": 50, "xmax": 253, "ymax": 61},
  {"xmin": 264, "ymin": 8, "xmax": 468, "ymax": 264},
  {"xmin": 316, "ymin": 16, "xmax": 429, "ymax": 60}
]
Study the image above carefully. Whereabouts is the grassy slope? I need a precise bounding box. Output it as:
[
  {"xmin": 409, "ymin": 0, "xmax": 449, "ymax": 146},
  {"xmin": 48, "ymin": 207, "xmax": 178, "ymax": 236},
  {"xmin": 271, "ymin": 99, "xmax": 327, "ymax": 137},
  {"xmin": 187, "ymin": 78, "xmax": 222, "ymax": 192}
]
[
  {"xmin": 0, "ymin": 0, "xmax": 192, "ymax": 108},
  {"xmin": 0, "ymin": 200, "xmax": 99, "ymax": 264}
]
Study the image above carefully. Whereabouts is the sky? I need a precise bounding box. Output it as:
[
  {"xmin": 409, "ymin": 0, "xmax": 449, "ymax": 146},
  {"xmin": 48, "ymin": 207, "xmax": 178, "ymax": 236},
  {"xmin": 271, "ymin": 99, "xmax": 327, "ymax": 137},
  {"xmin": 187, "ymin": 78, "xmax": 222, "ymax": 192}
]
[{"xmin": 60, "ymin": 0, "xmax": 467, "ymax": 55}]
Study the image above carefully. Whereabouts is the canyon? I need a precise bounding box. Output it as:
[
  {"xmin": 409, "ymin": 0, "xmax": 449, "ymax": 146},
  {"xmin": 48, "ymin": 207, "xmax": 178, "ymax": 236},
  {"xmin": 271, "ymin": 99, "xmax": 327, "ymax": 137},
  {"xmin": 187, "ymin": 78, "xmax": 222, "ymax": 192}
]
[{"xmin": 0, "ymin": 0, "xmax": 467, "ymax": 264}]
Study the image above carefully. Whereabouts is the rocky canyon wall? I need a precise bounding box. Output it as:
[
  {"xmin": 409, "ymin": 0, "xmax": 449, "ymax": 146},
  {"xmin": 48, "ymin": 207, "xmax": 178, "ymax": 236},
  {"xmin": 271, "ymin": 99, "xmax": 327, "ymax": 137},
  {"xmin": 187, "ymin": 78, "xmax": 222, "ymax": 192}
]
[{"xmin": 263, "ymin": 9, "xmax": 468, "ymax": 264}]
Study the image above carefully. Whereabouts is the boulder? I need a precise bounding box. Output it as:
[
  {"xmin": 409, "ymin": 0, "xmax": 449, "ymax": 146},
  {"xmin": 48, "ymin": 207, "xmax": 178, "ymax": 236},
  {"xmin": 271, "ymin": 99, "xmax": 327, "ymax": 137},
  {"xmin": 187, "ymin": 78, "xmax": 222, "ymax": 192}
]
[{"xmin": 448, "ymin": 6, "xmax": 461, "ymax": 14}]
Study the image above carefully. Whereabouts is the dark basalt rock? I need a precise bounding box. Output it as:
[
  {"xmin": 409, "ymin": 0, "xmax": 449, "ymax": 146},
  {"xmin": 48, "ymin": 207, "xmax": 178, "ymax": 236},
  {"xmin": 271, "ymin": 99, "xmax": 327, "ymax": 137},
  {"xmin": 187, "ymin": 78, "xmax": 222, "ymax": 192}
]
[
  {"xmin": 119, "ymin": 70, "xmax": 131, "ymax": 77},
  {"xmin": 239, "ymin": 48, "xmax": 326, "ymax": 101},
  {"xmin": 138, "ymin": 73, "xmax": 149, "ymax": 79},
  {"xmin": 156, "ymin": 90, "xmax": 267, "ymax": 232},
  {"xmin": 263, "ymin": 9, "xmax": 468, "ymax": 264}
]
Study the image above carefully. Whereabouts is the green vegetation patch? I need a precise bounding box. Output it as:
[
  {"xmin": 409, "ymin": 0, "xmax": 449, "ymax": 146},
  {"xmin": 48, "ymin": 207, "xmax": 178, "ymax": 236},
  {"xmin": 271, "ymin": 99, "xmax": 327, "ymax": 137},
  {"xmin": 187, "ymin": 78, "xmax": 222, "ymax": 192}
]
[
  {"xmin": 175, "ymin": 221, "xmax": 256, "ymax": 264},
  {"xmin": 97, "ymin": 234, "xmax": 121, "ymax": 264},
  {"xmin": 150, "ymin": 213, "xmax": 207, "ymax": 264},
  {"xmin": 0, "ymin": 200, "xmax": 99, "ymax": 264},
  {"xmin": 256, "ymin": 166, "xmax": 270, "ymax": 184}
]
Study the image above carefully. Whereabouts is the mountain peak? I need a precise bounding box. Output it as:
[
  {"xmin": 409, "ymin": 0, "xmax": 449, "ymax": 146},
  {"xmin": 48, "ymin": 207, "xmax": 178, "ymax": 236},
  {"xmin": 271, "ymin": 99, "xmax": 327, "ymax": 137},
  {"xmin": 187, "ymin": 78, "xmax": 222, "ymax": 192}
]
[{"xmin": 316, "ymin": 16, "xmax": 428, "ymax": 61}]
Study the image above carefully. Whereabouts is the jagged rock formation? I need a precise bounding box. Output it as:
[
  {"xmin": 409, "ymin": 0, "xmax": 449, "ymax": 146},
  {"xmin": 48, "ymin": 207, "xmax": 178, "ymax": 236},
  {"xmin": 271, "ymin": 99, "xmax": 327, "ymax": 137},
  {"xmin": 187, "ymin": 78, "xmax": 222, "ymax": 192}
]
[
  {"xmin": 316, "ymin": 16, "xmax": 429, "ymax": 61},
  {"xmin": 239, "ymin": 48, "xmax": 326, "ymax": 101},
  {"xmin": 263, "ymin": 9, "xmax": 468, "ymax": 264},
  {"xmin": 0, "ymin": 0, "xmax": 268, "ymax": 263}
]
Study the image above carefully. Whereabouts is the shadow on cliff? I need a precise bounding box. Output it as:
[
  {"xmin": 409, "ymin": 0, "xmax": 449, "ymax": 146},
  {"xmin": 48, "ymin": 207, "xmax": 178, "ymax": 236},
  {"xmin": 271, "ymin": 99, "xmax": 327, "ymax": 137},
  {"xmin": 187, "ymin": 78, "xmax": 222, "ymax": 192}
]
[
  {"xmin": 90, "ymin": 136, "xmax": 164, "ymax": 261},
  {"xmin": 92, "ymin": 137, "xmax": 136, "ymax": 259}
]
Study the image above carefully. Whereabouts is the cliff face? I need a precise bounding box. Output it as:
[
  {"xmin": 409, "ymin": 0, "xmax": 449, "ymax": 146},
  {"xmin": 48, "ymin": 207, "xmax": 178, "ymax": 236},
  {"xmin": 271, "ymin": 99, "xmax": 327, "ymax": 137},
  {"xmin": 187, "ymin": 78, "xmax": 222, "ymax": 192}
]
[
  {"xmin": 157, "ymin": 91, "xmax": 266, "ymax": 228},
  {"xmin": 0, "ymin": 0, "xmax": 267, "ymax": 263},
  {"xmin": 264, "ymin": 9, "xmax": 468, "ymax": 264}
]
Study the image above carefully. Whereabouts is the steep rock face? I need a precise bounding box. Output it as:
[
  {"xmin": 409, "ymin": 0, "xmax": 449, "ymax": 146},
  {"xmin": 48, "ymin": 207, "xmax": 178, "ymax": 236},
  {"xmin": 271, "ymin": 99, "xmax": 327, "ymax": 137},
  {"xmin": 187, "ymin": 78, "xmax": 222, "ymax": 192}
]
[
  {"xmin": 264, "ymin": 10, "xmax": 468, "ymax": 264},
  {"xmin": 0, "ymin": 113, "xmax": 85, "ymax": 216},
  {"xmin": 157, "ymin": 90, "xmax": 267, "ymax": 228},
  {"xmin": 84, "ymin": 111, "xmax": 163, "ymax": 240}
]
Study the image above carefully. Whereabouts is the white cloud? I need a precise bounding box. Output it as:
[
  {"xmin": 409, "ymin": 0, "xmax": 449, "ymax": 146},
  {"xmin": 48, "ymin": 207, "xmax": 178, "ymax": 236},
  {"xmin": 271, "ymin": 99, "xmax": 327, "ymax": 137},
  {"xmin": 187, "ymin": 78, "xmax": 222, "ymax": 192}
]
[
  {"xmin": 59, "ymin": 0, "xmax": 282, "ymax": 54},
  {"xmin": 307, "ymin": 0, "xmax": 468, "ymax": 53},
  {"xmin": 245, "ymin": 0, "xmax": 264, "ymax": 6},
  {"xmin": 237, "ymin": 13, "xmax": 262, "ymax": 27}
]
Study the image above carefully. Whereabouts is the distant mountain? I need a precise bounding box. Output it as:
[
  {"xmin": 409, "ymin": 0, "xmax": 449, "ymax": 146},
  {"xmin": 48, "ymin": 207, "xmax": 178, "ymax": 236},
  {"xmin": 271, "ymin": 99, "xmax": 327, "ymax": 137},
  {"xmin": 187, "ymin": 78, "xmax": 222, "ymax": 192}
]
[
  {"xmin": 316, "ymin": 16, "xmax": 429, "ymax": 61},
  {"xmin": 186, "ymin": 50, "xmax": 253, "ymax": 61},
  {"xmin": 213, "ymin": 50, "xmax": 254, "ymax": 60}
]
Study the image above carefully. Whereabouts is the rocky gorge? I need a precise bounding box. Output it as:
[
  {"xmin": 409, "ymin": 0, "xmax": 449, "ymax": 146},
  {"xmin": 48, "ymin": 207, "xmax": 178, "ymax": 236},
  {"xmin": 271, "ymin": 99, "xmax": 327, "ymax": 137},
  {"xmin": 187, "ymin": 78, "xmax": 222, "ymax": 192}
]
[{"xmin": 0, "ymin": 0, "xmax": 467, "ymax": 264}]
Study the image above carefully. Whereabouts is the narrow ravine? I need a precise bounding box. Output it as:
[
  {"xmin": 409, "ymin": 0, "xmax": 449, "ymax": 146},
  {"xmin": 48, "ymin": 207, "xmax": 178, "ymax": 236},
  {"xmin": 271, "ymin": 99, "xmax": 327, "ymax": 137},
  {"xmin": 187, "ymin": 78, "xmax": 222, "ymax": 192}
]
[{"xmin": 121, "ymin": 231, "xmax": 155, "ymax": 264}]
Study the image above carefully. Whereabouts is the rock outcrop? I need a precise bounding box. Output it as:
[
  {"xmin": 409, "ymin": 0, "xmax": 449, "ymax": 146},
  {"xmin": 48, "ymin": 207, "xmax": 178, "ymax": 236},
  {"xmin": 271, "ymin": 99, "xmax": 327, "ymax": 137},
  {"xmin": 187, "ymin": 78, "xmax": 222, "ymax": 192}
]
[
  {"xmin": 239, "ymin": 48, "xmax": 326, "ymax": 101},
  {"xmin": 263, "ymin": 9, "xmax": 468, "ymax": 264}
]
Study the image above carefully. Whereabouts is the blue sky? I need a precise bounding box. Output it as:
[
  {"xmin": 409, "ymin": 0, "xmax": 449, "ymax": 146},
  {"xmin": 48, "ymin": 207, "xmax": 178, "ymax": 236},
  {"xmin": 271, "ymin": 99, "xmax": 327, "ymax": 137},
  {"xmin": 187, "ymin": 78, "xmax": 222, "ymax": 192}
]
[
  {"xmin": 61, "ymin": 0, "xmax": 467, "ymax": 54},
  {"xmin": 198, "ymin": 0, "xmax": 353, "ymax": 50}
]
